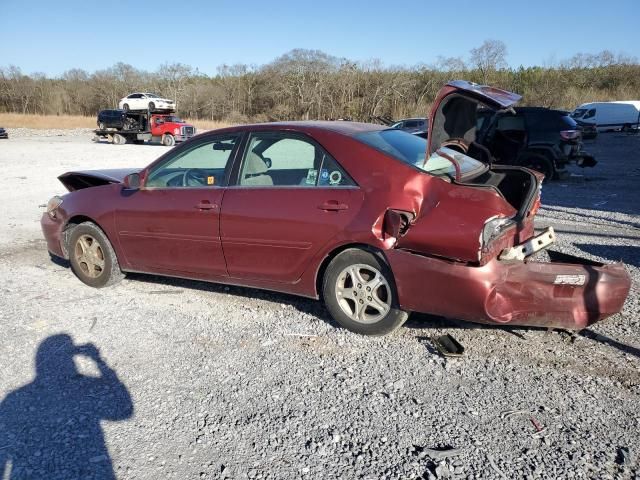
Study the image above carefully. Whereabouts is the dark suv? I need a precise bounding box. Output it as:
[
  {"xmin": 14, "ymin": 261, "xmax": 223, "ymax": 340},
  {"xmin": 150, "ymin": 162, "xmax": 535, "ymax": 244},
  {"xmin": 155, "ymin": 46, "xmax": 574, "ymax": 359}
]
[
  {"xmin": 477, "ymin": 107, "xmax": 596, "ymax": 180},
  {"xmin": 96, "ymin": 109, "xmax": 127, "ymax": 130}
]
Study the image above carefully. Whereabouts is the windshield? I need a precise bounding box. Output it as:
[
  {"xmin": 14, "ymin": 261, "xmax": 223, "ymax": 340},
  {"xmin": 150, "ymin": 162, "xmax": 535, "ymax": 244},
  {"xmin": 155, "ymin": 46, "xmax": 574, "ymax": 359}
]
[
  {"xmin": 354, "ymin": 129, "xmax": 484, "ymax": 179},
  {"xmin": 571, "ymin": 108, "xmax": 587, "ymax": 119},
  {"xmin": 162, "ymin": 116, "xmax": 184, "ymax": 123}
]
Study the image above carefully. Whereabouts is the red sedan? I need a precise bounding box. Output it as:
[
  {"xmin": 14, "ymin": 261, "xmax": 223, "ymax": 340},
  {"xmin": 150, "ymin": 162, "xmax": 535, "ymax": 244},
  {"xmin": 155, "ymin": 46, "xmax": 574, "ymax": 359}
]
[{"xmin": 41, "ymin": 81, "xmax": 631, "ymax": 335}]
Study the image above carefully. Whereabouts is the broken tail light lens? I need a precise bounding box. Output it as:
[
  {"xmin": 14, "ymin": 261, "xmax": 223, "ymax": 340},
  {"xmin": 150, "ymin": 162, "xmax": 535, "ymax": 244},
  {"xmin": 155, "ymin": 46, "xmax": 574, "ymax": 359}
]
[
  {"xmin": 560, "ymin": 130, "xmax": 580, "ymax": 141},
  {"xmin": 46, "ymin": 196, "xmax": 63, "ymax": 219},
  {"xmin": 481, "ymin": 216, "xmax": 515, "ymax": 248}
]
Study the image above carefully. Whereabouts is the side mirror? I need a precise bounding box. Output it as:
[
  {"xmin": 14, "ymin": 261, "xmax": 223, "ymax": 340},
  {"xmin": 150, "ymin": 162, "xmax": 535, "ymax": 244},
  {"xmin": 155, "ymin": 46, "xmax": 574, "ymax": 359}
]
[{"xmin": 123, "ymin": 173, "xmax": 141, "ymax": 189}]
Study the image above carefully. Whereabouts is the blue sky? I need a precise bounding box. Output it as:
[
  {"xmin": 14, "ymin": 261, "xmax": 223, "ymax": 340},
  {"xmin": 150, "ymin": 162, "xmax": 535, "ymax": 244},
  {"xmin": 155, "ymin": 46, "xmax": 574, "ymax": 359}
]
[{"xmin": 2, "ymin": 0, "xmax": 638, "ymax": 76}]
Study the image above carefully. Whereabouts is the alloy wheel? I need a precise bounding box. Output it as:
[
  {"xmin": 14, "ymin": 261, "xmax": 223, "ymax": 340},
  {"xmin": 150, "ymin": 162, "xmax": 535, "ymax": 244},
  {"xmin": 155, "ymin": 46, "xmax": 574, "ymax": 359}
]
[
  {"xmin": 334, "ymin": 263, "xmax": 391, "ymax": 324},
  {"xmin": 74, "ymin": 234, "xmax": 105, "ymax": 278}
]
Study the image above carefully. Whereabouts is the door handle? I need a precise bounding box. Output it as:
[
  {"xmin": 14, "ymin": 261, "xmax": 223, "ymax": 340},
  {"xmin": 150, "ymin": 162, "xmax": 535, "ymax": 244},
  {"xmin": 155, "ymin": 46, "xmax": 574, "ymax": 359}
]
[
  {"xmin": 195, "ymin": 201, "xmax": 218, "ymax": 211},
  {"xmin": 318, "ymin": 201, "xmax": 349, "ymax": 211}
]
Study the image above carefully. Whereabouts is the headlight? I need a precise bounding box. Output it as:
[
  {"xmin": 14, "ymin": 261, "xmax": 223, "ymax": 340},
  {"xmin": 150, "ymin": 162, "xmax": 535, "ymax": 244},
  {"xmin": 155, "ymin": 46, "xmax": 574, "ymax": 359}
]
[
  {"xmin": 481, "ymin": 216, "xmax": 515, "ymax": 247},
  {"xmin": 46, "ymin": 196, "xmax": 63, "ymax": 219}
]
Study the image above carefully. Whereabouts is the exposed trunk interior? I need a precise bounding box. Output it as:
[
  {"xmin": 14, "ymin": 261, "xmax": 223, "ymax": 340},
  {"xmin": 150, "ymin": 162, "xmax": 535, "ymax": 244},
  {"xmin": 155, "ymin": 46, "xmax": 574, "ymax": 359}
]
[{"xmin": 465, "ymin": 166, "xmax": 537, "ymax": 218}]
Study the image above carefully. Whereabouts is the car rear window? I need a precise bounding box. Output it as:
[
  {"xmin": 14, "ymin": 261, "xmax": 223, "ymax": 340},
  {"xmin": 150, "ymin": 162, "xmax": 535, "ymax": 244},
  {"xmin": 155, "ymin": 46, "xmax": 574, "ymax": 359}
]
[{"xmin": 354, "ymin": 129, "xmax": 484, "ymax": 179}]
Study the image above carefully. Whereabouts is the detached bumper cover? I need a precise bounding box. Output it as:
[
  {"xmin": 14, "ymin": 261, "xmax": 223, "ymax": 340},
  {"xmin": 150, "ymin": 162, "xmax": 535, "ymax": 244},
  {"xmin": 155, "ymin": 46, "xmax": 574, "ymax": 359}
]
[{"xmin": 387, "ymin": 249, "xmax": 631, "ymax": 330}]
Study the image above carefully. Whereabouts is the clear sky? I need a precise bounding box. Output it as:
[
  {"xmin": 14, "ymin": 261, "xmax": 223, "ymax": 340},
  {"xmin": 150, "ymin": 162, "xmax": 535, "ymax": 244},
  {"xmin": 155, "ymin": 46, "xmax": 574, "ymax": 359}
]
[{"xmin": 1, "ymin": 0, "xmax": 638, "ymax": 76}]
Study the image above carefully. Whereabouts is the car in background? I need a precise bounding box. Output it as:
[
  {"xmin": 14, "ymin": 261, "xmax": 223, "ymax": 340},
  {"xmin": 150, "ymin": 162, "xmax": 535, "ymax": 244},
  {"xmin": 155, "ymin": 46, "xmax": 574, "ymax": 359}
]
[
  {"xmin": 0, "ymin": 127, "xmax": 7, "ymax": 139},
  {"xmin": 391, "ymin": 117, "xmax": 428, "ymax": 138},
  {"xmin": 97, "ymin": 109, "xmax": 128, "ymax": 130},
  {"xmin": 41, "ymin": 81, "xmax": 630, "ymax": 337},
  {"xmin": 476, "ymin": 107, "xmax": 596, "ymax": 180},
  {"xmin": 572, "ymin": 101, "xmax": 640, "ymax": 132},
  {"xmin": 118, "ymin": 93, "xmax": 175, "ymax": 112}
]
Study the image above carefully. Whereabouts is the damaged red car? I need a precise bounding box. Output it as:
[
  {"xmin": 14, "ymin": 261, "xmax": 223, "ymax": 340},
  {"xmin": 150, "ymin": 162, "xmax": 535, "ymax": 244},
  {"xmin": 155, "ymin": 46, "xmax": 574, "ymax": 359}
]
[{"xmin": 41, "ymin": 81, "xmax": 631, "ymax": 335}]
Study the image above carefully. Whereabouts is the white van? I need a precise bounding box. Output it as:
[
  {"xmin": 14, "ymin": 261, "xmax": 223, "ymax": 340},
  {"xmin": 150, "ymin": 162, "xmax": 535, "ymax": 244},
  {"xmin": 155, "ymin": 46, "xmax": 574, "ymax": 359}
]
[{"xmin": 571, "ymin": 101, "xmax": 640, "ymax": 132}]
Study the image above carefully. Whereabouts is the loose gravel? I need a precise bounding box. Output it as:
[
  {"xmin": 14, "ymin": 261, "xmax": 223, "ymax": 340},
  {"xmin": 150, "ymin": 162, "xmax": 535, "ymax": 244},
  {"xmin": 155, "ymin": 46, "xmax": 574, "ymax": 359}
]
[{"xmin": 0, "ymin": 130, "xmax": 638, "ymax": 479}]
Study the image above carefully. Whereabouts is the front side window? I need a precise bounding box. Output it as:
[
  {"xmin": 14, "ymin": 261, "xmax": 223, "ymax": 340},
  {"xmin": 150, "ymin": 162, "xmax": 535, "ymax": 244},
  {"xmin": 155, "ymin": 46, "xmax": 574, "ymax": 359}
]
[
  {"xmin": 146, "ymin": 136, "xmax": 240, "ymax": 188},
  {"xmin": 584, "ymin": 108, "xmax": 596, "ymax": 119},
  {"xmin": 238, "ymin": 133, "xmax": 354, "ymax": 187},
  {"xmin": 571, "ymin": 108, "xmax": 587, "ymax": 119}
]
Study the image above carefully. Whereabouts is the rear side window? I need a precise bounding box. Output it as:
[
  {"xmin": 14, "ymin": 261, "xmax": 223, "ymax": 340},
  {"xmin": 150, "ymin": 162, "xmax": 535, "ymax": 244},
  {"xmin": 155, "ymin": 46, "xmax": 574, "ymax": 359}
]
[
  {"xmin": 239, "ymin": 133, "xmax": 354, "ymax": 187},
  {"xmin": 496, "ymin": 115, "xmax": 525, "ymax": 131}
]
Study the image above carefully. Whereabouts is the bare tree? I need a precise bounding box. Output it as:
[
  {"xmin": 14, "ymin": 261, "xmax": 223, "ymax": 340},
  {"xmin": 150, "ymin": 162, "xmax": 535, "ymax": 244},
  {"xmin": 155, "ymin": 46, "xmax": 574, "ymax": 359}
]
[{"xmin": 470, "ymin": 39, "xmax": 508, "ymax": 83}]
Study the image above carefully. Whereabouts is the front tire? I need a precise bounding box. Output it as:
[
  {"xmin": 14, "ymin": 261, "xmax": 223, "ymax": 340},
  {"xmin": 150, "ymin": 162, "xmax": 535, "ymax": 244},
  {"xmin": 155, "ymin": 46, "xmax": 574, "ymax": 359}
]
[
  {"xmin": 322, "ymin": 249, "xmax": 408, "ymax": 336},
  {"xmin": 149, "ymin": 102, "xmax": 156, "ymax": 111},
  {"xmin": 162, "ymin": 133, "xmax": 175, "ymax": 146},
  {"xmin": 68, "ymin": 222, "xmax": 124, "ymax": 288},
  {"xmin": 122, "ymin": 103, "xmax": 129, "ymax": 112}
]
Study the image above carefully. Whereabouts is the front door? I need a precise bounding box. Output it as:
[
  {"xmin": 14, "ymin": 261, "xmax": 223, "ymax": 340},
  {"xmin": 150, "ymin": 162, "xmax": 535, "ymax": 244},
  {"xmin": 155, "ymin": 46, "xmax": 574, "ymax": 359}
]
[
  {"xmin": 221, "ymin": 131, "xmax": 362, "ymax": 283},
  {"xmin": 115, "ymin": 134, "xmax": 241, "ymax": 277}
]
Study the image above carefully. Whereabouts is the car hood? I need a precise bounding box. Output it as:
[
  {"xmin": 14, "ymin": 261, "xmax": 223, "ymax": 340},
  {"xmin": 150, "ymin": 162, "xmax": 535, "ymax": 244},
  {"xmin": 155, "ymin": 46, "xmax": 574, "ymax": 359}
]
[
  {"xmin": 58, "ymin": 168, "xmax": 140, "ymax": 191},
  {"xmin": 427, "ymin": 80, "xmax": 522, "ymax": 157}
]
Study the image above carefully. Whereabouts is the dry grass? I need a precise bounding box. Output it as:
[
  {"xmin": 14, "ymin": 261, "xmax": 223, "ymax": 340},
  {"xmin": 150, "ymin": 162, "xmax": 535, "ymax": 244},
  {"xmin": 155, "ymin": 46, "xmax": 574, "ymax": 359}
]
[
  {"xmin": 0, "ymin": 113, "xmax": 95, "ymax": 129},
  {"xmin": 0, "ymin": 113, "xmax": 231, "ymax": 131},
  {"xmin": 187, "ymin": 118, "xmax": 230, "ymax": 131}
]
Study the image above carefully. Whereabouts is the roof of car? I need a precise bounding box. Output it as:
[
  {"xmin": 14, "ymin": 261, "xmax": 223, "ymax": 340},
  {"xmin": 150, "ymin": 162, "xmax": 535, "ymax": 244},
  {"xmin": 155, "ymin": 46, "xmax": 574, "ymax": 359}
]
[{"xmin": 211, "ymin": 121, "xmax": 387, "ymax": 136}]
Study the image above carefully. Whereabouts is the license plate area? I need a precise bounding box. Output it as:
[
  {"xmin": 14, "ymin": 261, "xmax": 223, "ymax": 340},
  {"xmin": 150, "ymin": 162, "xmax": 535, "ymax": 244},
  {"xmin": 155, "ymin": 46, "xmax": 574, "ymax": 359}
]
[{"xmin": 499, "ymin": 227, "xmax": 556, "ymax": 261}]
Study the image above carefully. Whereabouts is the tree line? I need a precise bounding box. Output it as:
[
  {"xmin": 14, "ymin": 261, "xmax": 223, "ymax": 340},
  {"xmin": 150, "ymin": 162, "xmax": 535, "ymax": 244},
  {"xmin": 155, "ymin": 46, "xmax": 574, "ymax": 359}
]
[{"xmin": 1, "ymin": 40, "xmax": 638, "ymax": 123}]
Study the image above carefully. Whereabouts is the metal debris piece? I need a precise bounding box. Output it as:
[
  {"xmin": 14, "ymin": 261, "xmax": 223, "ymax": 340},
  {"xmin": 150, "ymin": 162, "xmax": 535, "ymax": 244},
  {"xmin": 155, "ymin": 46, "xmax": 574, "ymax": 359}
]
[{"xmin": 432, "ymin": 334, "xmax": 464, "ymax": 357}]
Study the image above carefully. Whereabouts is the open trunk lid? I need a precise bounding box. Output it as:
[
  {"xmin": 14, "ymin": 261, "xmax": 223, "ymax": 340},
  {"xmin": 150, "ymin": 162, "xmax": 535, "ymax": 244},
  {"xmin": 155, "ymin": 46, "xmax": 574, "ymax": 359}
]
[
  {"xmin": 393, "ymin": 81, "xmax": 539, "ymax": 264},
  {"xmin": 427, "ymin": 80, "xmax": 521, "ymax": 157}
]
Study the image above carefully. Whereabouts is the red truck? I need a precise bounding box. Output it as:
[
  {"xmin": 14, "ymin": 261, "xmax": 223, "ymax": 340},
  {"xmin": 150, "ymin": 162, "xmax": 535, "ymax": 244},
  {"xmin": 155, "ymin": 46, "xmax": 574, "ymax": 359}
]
[{"xmin": 93, "ymin": 109, "xmax": 196, "ymax": 146}]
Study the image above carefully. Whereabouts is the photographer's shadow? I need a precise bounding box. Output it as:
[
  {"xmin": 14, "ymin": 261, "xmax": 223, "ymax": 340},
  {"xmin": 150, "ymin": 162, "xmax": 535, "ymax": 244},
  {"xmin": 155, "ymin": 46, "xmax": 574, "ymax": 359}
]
[{"xmin": 0, "ymin": 334, "xmax": 133, "ymax": 479}]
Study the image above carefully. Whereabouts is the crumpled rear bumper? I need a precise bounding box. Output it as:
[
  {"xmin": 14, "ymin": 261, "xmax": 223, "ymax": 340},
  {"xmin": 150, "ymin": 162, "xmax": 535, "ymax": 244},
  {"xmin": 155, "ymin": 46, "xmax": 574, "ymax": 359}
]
[{"xmin": 387, "ymin": 249, "xmax": 631, "ymax": 330}]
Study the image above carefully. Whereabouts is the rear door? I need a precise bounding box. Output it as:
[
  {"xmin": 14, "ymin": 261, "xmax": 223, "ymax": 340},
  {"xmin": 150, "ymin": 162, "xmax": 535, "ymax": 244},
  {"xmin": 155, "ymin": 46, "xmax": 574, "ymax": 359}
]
[
  {"xmin": 115, "ymin": 134, "xmax": 241, "ymax": 276},
  {"xmin": 220, "ymin": 131, "xmax": 361, "ymax": 283}
]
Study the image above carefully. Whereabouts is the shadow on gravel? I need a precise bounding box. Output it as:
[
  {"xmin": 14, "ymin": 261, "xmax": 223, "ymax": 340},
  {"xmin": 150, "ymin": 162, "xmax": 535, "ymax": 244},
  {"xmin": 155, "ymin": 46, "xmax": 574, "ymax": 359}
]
[
  {"xmin": 0, "ymin": 334, "xmax": 133, "ymax": 479},
  {"xmin": 406, "ymin": 313, "xmax": 537, "ymax": 338},
  {"xmin": 579, "ymin": 329, "xmax": 640, "ymax": 359},
  {"xmin": 575, "ymin": 244, "xmax": 640, "ymax": 268},
  {"xmin": 125, "ymin": 272, "xmax": 339, "ymax": 327}
]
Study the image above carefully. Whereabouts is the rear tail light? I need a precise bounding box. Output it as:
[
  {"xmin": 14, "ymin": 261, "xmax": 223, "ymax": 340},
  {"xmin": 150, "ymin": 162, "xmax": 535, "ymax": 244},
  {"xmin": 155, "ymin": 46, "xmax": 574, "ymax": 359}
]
[
  {"xmin": 529, "ymin": 184, "xmax": 543, "ymax": 217},
  {"xmin": 560, "ymin": 130, "xmax": 580, "ymax": 141},
  {"xmin": 481, "ymin": 216, "xmax": 515, "ymax": 248}
]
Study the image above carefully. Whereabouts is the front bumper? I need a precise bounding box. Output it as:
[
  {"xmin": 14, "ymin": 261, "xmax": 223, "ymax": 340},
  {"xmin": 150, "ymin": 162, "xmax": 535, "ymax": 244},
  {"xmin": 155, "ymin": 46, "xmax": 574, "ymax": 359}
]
[
  {"xmin": 387, "ymin": 249, "xmax": 631, "ymax": 330},
  {"xmin": 41, "ymin": 213, "xmax": 66, "ymax": 259}
]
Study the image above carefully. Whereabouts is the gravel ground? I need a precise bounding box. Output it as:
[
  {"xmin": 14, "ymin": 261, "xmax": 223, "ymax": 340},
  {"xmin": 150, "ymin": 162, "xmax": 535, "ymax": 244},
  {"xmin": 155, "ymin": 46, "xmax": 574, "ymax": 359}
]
[{"xmin": 0, "ymin": 130, "xmax": 638, "ymax": 479}]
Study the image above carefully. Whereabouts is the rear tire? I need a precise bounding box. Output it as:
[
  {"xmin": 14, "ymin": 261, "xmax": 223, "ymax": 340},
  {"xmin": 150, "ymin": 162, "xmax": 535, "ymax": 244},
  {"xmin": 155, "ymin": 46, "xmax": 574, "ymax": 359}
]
[
  {"xmin": 98, "ymin": 121, "xmax": 106, "ymax": 130},
  {"xmin": 112, "ymin": 133, "xmax": 126, "ymax": 145},
  {"xmin": 122, "ymin": 103, "xmax": 129, "ymax": 112},
  {"xmin": 520, "ymin": 153, "xmax": 555, "ymax": 182},
  {"xmin": 68, "ymin": 222, "xmax": 124, "ymax": 288},
  {"xmin": 149, "ymin": 102, "xmax": 156, "ymax": 111},
  {"xmin": 162, "ymin": 133, "xmax": 175, "ymax": 146},
  {"xmin": 322, "ymin": 248, "xmax": 408, "ymax": 336}
]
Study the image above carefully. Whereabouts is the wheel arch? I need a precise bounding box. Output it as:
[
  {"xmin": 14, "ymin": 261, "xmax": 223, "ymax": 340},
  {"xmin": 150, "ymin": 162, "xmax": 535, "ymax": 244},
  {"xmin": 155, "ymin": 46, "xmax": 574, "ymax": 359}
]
[
  {"xmin": 62, "ymin": 215, "xmax": 112, "ymax": 258},
  {"xmin": 314, "ymin": 242, "xmax": 391, "ymax": 297}
]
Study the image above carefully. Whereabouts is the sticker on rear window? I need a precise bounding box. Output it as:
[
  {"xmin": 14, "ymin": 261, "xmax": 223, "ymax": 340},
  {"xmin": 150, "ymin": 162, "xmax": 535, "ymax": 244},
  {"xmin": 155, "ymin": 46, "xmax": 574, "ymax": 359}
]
[
  {"xmin": 305, "ymin": 169, "xmax": 318, "ymax": 185},
  {"xmin": 207, "ymin": 176, "xmax": 215, "ymax": 185},
  {"xmin": 329, "ymin": 170, "xmax": 342, "ymax": 185}
]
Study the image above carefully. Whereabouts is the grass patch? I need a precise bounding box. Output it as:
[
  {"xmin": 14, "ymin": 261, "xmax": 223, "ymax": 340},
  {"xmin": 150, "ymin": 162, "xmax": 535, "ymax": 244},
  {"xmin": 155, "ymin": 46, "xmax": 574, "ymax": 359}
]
[{"xmin": 0, "ymin": 113, "xmax": 230, "ymax": 131}]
